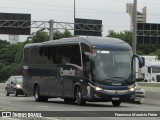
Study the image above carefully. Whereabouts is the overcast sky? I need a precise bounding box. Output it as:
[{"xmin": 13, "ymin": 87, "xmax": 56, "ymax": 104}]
[{"xmin": 0, "ymin": 0, "xmax": 160, "ymax": 41}]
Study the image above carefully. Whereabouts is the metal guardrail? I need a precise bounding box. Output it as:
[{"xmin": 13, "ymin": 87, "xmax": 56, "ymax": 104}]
[
  {"xmin": 137, "ymin": 82, "xmax": 160, "ymax": 87},
  {"xmin": 137, "ymin": 82, "xmax": 160, "ymax": 91}
]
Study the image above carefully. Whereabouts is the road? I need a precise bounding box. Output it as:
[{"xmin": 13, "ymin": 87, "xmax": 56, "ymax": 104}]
[{"xmin": 0, "ymin": 92, "xmax": 160, "ymax": 120}]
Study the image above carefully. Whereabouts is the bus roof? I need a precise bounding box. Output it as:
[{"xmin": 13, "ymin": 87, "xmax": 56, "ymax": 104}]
[{"xmin": 25, "ymin": 36, "xmax": 132, "ymax": 51}]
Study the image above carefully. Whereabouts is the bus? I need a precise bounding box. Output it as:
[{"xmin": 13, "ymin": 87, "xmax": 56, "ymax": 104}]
[{"xmin": 23, "ymin": 37, "xmax": 144, "ymax": 106}]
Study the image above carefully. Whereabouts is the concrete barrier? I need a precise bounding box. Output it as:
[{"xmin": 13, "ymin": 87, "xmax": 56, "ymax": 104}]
[
  {"xmin": 137, "ymin": 82, "xmax": 160, "ymax": 91},
  {"xmin": 0, "ymin": 83, "xmax": 5, "ymax": 93}
]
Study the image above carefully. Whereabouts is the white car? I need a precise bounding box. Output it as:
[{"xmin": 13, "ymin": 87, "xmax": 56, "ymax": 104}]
[{"xmin": 134, "ymin": 83, "xmax": 146, "ymax": 104}]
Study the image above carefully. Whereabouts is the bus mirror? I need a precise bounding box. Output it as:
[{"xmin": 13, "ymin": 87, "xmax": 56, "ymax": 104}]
[{"xmin": 133, "ymin": 55, "xmax": 144, "ymax": 68}]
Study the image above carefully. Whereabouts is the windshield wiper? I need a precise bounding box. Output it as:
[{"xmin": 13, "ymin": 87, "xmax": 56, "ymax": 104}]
[
  {"xmin": 100, "ymin": 78, "xmax": 121, "ymax": 83},
  {"xmin": 110, "ymin": 77, "xmax": 125, "ymax": 79}
]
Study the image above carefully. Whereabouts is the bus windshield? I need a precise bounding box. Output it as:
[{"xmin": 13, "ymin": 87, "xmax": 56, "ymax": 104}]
[{"xmin": 92, "ymin": 49, "xmax": 133, "ymax": 85}]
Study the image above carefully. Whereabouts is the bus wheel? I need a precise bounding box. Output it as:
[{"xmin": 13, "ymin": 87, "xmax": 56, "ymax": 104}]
[
  {"xmin": 112, "ymin": 100, "xmax": 121, "ymax": 107},
  {"xmin": 76, "ymin": 87, "xmax": 86, "ymax": 106},
  {"xmin": 34, "ymin": 85, "xmax": 48, "ymax": 102},
  {"xmin": 34, "ymin": 85, "xmax": 41, "ymax": 102}
]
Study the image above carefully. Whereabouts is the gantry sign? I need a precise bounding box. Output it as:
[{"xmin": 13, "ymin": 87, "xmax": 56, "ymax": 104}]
[
  {"xmin": 137, "ymin": 23, "xmax": 160, "ymax": 44},
  {"xmin": 0, "ymin": 13, "xmax": 31, "ymax": 35},
  {"xmin": 0, "ymin": 13, "xmax": 103, "ymax": 39}
]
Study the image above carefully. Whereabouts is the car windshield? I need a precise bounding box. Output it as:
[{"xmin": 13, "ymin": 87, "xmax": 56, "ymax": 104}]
[
  {"xmin": 92, "ymin": 49, "xmax": 133, "ymax": 85},
  {"xmin": 15, "ymin": 77, "xmax": 23, "ymax": 83}
]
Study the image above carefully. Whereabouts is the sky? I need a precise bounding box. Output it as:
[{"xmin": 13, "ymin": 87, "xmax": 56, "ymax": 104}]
[{"xmin": 0, "ymin": 0, "xmax": 160, "ymax": 42}]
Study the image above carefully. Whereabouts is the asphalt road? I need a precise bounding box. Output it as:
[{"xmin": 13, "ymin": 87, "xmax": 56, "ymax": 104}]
[{"xmin": 0, "ymin": 92, "xmax": 160, "ymax": 120}]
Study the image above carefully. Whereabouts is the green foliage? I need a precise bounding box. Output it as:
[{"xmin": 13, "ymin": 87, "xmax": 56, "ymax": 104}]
[
  {"xmin": 0, "ymin": 30, "xmax": 73, "ymax": 82},
  {"xmin": 32, "ymin": 31, "xmax": 49, "ymax": 43},
  {"xmin": 107, "ymin": 30, "xmax": 132, "ymax": 46},
  {"xmin": 53, "ymin": 29, "xmax": 73, "ymax": 40},
  {"xmin": 53, "ymin": 30, "xmax": 64, "ymax": 40},
  {"xmin": 0, "ymin": 44, "xmax": 17, "ymax": 65},
  {"xmin": 107, "ymin": 30, "xmax": 160, "ymax": 59}
]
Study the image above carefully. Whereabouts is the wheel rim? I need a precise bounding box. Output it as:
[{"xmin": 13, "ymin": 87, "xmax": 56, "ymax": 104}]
[
  {"xmin": 14, "ymin": 90, "xmax": 17, "ymax": 96},
  {"xmin": 35, "ymin": 88, "xmax": 38, "ymax": 100},
  {"xmin": 76, "ymin": 89, "xmax": 81, "ymax": 103}
]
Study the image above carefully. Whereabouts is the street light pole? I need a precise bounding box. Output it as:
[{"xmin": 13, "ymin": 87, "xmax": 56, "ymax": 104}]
[
  {"xmin": 49, "ymin": 20, "xmax": 54, "ymax": 40},
  {"xmin": 132, "ymin": 0, "xmax": 137, "ymax": 55},
  {"xmin": 74, "ymin": 0, "xmax": 75, "ymax": 22}
]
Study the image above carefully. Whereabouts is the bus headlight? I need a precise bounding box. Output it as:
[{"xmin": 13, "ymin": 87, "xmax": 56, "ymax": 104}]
[
  {"xmin": 129, "ymin": 87, "xmax": 135, "ymax": 92},
  {"xmin": 16, "ymin": 84, "xmax": 22, "ymax": 88},
  {"xmin": 95, "ymin": 87, "xmax": 102, "ymax": 91}
]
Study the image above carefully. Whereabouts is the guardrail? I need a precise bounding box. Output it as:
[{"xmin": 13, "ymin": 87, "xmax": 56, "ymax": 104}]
[
  {"xmin": 137, "ymin": 82, "xmax": 160, "ymax": 91},
  {"xmin": 0, "ymin": 83, "xmax": 5, "ymax": 92}
]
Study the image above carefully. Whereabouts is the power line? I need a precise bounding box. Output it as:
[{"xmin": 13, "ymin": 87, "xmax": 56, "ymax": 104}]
[
  {"xmin": 6, "ymin": 0, "xmax": 160, "ymax": 13},
  {"xmin": 1, "ymin": 5, "xmax": 160, "ymax": 17}
]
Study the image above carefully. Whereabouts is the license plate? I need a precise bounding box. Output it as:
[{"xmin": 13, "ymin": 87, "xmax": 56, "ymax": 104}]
[{"xmin": 112, "ymin": 97, "xmax": 119, "ymax": 100}]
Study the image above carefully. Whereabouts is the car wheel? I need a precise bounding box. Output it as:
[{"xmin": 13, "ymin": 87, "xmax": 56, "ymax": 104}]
[
  {"xmin": 5, "ymin": 88, "xmax": 9, "ymax": 96},
  {"xmin": 76, "ymin": 87, "xmax": 86, "ymax": 106},
  {"xmin": 137, "ymin": 98, "xmax": 144, "ymax": 104},
  {"xmin": 14, "ymin": 89, "xmax": 18, "ymax": 96},
  {"xmin": 24, "ymin": 94, "xmax": 28, "ymax": 97}
]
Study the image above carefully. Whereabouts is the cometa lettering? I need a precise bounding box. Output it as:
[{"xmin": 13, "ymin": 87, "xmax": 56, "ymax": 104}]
[{"xmin": 60, "ymin": 68, "xmax": 75, "ymax": 76}]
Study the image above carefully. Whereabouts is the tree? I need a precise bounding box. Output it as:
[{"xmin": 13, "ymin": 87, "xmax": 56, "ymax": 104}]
[
  {"xmin": 53, "ymin": 30, "xmax": 64, "ymax": 40},
  {"xmin": 32, "ymin": 31, "xmax": 49, "ymax": 43},
  {"xmin": 107, "ymin": 30, "xmax": 132, "ymax": 46},
  {"xmin": 0, "ymin": 30, "xmax": 73, "ymax": 82},
  {"xmin": 107, "ymin": 30, "xmax": 160, "ymax": 58},
  {"xmin": 53, "ymin": 30, "xmax": 73, "ymax": 40},
  {"xmin": 0, "ymin": 44, "xmax": 17, "ymax": 65}
]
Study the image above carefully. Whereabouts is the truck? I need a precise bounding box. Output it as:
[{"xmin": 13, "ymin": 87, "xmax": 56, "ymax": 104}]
[{"xmin": 136, "ymin": 56, "xmax": 160, "ymax": 82}]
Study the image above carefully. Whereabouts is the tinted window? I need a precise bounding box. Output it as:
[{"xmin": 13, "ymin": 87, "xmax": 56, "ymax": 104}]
[
  {"xmin": 28, "ymin": 44, "xmax": 81, "ymax": 66},
  {"xmin": 23, "ymin": 47, "xmax": 30, "ymax": 65}
]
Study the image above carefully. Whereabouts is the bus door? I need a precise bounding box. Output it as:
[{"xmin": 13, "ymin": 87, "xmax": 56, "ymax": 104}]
[
  {"xmin": 57, "ymin": 65, "xmax": 75, "ymax": 98},
  {"xmin": 62, "ymin": 65, "xmax": 75, "ymax": 98}
]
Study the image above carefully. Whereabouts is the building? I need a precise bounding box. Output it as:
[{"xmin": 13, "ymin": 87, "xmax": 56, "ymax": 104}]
[{"xmin": 126, "ymin": 3, "xmax": 147, "ymax": 30}]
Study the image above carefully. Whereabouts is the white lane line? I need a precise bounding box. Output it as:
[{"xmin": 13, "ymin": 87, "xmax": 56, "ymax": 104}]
[
  {"xmin": 0, "ymin": 101, "xmax": 11, "ymax": 104},
  {"xmin": 0, "ymin": 118, "xmax": 19, "ymax": 120},
  {"xmin": 46, "ymin": 117, "xmax": 65, "ymax": 120},
  {"xmin": 38, "ymin": 106, "xmax": 50, "ymax": 108}
]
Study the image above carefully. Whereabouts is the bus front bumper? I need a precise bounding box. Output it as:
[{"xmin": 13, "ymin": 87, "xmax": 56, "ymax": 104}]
[{"xmin": 90, "ymin": 89, "xmax": 135, "ymax": 102}]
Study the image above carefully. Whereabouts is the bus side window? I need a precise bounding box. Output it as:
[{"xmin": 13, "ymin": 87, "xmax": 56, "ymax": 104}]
[{"xmin": 81, "ymin": 43, "xmax": 92, "ymax": 79}]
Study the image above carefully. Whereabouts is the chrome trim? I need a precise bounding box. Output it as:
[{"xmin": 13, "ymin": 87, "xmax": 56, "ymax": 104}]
[{"xmin": 102, "ymin": 89, "xmax": 129, "ymax": 94}]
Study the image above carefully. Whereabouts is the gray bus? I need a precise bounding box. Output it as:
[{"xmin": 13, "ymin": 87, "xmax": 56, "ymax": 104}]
[{"xmin": 23, "ymin": 37, "xmax": 144, "ymax": 106}]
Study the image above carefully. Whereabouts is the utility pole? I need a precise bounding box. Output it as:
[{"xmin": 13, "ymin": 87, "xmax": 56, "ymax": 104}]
[
  {"xmin": 132, "ymin": 0, "xmax": 137, "ymax": 55},
  {"xmin": 49, "ymin": 20, "xmax": 54, "ymax": 40}
]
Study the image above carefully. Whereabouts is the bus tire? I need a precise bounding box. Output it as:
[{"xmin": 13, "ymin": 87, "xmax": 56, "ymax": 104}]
[
  {"xmin": 76, "ymin": 87, "xmax": 86, "ymax": 106},
  {"xmin": 112, "ymin": 100, "xmax": 121, "ymax": 107},
  {"xmin": 34, "ymin": 85, "xmax": 48, "ymax": 102}
]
